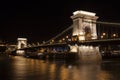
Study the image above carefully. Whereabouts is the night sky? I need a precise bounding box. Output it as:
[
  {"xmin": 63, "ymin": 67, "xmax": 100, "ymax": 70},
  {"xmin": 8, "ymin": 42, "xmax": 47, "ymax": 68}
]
[{"xmin": 0, "ymin": 0, "xmax": 120, "ymax": 43}]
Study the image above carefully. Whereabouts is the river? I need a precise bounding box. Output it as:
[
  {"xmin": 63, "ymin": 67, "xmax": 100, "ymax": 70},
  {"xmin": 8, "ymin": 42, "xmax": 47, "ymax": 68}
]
[{"xmin": 0, "ymin": 55, "xmax": 120, "ymax": 80}]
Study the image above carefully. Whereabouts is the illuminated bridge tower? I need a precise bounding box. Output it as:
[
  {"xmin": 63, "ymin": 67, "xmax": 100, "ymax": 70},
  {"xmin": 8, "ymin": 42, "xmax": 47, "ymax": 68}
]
[
  {"xmin": 71, "ymin": 10, "xmax": 98, "ymax": 40},
  {"xmin": 17, "ymin": 38, "xmax": 27, "ymax": 49},
  {"xmin": 70, "ymin": 10, "xmax": 101, "ymax": 61},
  {"xmin": 16, "ymin": 38, "xmax": 27, "ymax": 55}
]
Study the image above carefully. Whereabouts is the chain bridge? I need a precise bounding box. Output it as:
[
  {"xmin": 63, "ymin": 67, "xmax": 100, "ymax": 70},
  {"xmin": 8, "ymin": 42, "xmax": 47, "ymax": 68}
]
[{"xmin": 12, "ymin": 10, "xmax": 120, "ymax": 61}]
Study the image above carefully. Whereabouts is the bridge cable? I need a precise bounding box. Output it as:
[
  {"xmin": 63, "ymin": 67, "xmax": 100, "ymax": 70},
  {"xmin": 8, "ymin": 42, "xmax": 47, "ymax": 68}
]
[
  {"xmin": 45, "ymin": 25, "xmax": 73, "ymax": 44},
  {"xmin": 96, "ymin": 21, "xmax": 120, "ymax": 26},
  {"xmin": 45, "ymin": 21, "xmax": 120, "ymax": 44},
  {"xmin": 83, "ymin": 20, "xmax": 120, "ymax": 26}
]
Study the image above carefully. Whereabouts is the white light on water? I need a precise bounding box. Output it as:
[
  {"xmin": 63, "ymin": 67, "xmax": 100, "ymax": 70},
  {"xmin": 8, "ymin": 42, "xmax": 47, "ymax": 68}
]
[{"xmin": 73, "ymin": 10, "xmax": 96, "ymax": 16}]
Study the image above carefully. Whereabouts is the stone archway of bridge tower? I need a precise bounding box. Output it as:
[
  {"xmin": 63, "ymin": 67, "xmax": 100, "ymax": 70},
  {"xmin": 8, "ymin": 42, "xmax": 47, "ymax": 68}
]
[
  {"xmin": 84, "ymin": 26, "xmax": 92, "ymax": 40},
  {"xmin": 83, "ymin": 19, "xmax": 98, "ymax": 40}
]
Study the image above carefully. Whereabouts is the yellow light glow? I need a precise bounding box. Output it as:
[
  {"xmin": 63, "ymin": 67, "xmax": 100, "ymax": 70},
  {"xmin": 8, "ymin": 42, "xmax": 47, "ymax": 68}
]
[
  {"xmin": 73, "ymin": 10, "xmax": 96, "ymax": 16},
  {"xmin": 52, "ymin": 40, "xmax": 54, "ymax": 42},
  {"xmin": 113, "ymin": 34, "xmax": 116, "ymax": 37},
  {"xmin": 101, "ymin": 36, "xmax": 103, "ymax": 38},
  {"xmin": 62, "ymin": 38, "xmax": 65, "ymax": 41},
  {"xmin": 59, "ymin": 40, "xmax": 62, "ymax": 43},
  {"xmin": 102, "ymin": 33, "xmax": 106, "ymax": 36},
  {"xmin": 66, "ymin": 36, "xmax": 68, "ymax": 38}
]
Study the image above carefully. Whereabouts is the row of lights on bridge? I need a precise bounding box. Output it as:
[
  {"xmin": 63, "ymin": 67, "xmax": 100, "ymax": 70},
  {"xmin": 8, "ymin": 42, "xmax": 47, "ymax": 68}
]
[
  {"xmin": 50, "ymin": 32, "xmax": 119, "ymax": 44},
  {"xmin": 27, "ymin": 33, "xmax": 119, "ymax": 47},
  {"xmin": 100, "ymin": 32, "xmax": 118, "ymax": 39},
  {"xmin": 26, "ymin": 36, "xmax": 70, "ymax": 47},
  {"xmin": 50, "ymin": 36, "xmax": 71, "ymax": 44},
  {"xmin": 50, "ymin": 35, "xmax": 80, "ymax": 44}
]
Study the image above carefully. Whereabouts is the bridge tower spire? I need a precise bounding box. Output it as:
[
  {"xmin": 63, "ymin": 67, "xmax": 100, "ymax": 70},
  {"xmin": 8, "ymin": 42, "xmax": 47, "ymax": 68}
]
[{"xmin": 71, "ymin": 10, "xmax": 98, "ymax": 40}]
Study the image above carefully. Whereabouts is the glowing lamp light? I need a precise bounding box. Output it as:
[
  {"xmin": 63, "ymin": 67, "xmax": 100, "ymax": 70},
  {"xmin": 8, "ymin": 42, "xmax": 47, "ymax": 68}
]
[
  {"xmin": 102, "ymin": 33, "xmax": 106, "ymax": 36},
  {"xmin": 73, "ymin": 10, "xmax": 96, "ymax": 16},
  {"xmin": 62, "ymin": 38, "xmax": 65, "ymax": 41},
  {"xmin": 66, "ymin": 36, "xmax": 68, "ymax": 38},
  {"xmin": 59, "ymin": 40, "xmax": 62, "ymax": 43},
  {"xmin": 101, "ymin": 36, "xmax": 103, "ymax": 39},
  {"xmin": 113, "ymin": 34, "xmax": 116, "ymax": 37},
  {"xmin": 52, "ymin": 40, "xmax": 54, "ymax": 42}
]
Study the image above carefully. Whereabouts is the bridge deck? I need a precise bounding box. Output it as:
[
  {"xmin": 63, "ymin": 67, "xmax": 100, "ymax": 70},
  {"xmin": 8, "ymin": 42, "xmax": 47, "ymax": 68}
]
[{"xmin": 19, "ymin": 38, "xmax": 120, "ymax": 50}]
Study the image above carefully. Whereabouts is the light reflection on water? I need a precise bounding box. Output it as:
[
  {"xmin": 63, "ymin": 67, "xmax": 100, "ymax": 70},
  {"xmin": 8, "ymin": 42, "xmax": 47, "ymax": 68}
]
[{"xmin": 0, "ymin": 56, "xmax": 120, "ymax": 80}]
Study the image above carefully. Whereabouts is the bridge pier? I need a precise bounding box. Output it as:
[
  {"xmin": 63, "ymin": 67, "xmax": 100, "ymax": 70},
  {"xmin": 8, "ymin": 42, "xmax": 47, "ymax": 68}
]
[
  {"xmin": 70, "ymin": 10, "xmax": 102, "ymax": 62},
  {"xmin": 70, "ymin": 45, "xmax": 102, "ymax": 62},
  {"xmin": 78, "ymin": 45, "xmax": 101, "ymax": 62}
]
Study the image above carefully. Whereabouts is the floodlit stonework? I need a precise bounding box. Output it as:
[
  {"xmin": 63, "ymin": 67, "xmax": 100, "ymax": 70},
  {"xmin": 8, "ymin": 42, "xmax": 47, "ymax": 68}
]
[
  {"xmin": 17, "ymin": 38, "xmax": 27, "ymax": 49},
  {"xmin": 70, "ymin": 10, "xmax": 101, "ymax": 62},
  {"xmin": 71, "ymin": 10, "xmax": 98, "ymax": 40}
]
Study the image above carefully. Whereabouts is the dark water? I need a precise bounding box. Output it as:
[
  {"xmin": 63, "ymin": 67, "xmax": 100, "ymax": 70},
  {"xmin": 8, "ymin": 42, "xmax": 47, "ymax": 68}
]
[{"xmin": 0, "ymin": 55, "xmax": 120, "ymax": 80}]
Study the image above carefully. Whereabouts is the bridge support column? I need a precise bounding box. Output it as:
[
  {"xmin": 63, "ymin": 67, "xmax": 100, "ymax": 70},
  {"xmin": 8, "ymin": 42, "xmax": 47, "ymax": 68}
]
[
  {"xmin": 16, "ymin": 38, "xmax": 27, "ymax": 56},
  {"xmin": 70, "ymin": 45, "xmax": 102, "ymax": 62},
  {"xmin": 78, "ymin": 45, "xmax": 101, "ymax": 62},
  {"xmin": 69, "ymin": 10, "xmax": 102, "ymax": 62}
]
